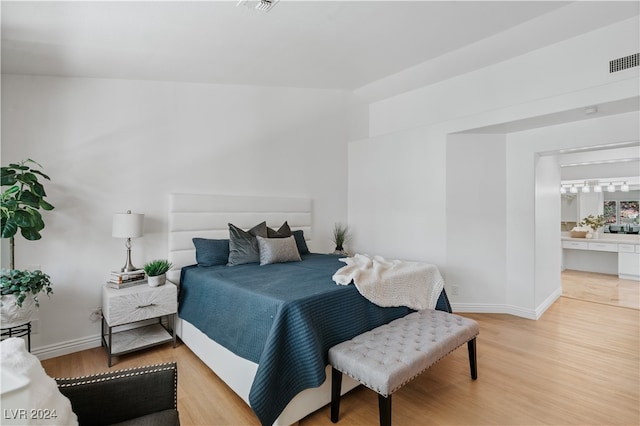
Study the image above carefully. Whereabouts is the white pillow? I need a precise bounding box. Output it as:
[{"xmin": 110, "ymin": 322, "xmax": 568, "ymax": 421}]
[
  {"xmin": 0, "ymin": 338, "xmax": 78, "ymax": 425},
  {"xmin": 257, "ymin": 236, "xmax": 302, "ymax": 265}
]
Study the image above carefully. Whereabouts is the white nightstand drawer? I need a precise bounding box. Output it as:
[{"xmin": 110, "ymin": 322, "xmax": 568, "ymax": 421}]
[
  {"xmin": 618, "ymin": 244, "xmax": 638, "ymax": 253},
  {"xmin": 587, "ymin": 242, "xmax": 617, "ymax": 252},
  {"xmin": 562, "ymin": 241, "xmax": 589, "ymax": 250},
  {"xmin": 102, "ymin": 283, "xmax": 177, "ymax": 327}
]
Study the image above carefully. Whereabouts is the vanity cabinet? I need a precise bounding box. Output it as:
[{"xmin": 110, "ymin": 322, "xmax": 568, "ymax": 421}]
[
  {"xmin": 562, "ymin": 238, "xmax": 639, "ymax": 280},
  {"xmin": 618, "ymin": 244, "xmax": 640, "ymax": 280}
]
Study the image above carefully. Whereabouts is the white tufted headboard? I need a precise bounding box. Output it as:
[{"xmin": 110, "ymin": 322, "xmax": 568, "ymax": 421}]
[{"xmin": 168, "ymin": 193, "xmax": 312, "ymax": 281}]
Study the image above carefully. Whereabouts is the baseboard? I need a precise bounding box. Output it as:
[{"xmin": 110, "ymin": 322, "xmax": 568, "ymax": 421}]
[
  {"xmin": 535, "ymin": 288, "xmax": 563, "ymax": 320},
  {"xmin": 452, "ymin": 289, "xmax": 562, "ymax": 320},
  {"xmin": 32, "ymin": 334, "xmax": 102, "ymax": 361},
  {"xmin": 451, "ymin": 303, "xmax": 538, "ymax": 320}
]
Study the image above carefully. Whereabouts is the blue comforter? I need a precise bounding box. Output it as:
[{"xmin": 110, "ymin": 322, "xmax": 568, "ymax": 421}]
[{"xmin": 179, "ymin": 254, "xmax": 447, "ymax": 425}]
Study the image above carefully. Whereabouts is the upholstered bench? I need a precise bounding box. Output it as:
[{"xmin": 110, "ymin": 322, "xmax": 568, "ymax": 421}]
[{"xmin": 328, "ymin": 309, "xmax": 479, "ymax": 426}]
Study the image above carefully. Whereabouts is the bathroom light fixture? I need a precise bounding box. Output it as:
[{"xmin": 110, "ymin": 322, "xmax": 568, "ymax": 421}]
[
  {"xmin": 593, "ymin": 184, "xmax": 602, "ymax": 193},
  {"xmin": 560, "ymin": 186, "xmax": 566, "ymax": 194},
  {"xmin": 581, "ymin": 183, "xmax": 590, "ymax": 193},
  {"xmin": 569, "ymin": 185, "xmax": 578, "ymax": 194},
  {"xmin": 621, "ymin": 182, "xmax": 629, "ymax": 192},
  {"xmin": 607, "ymin": 182, "xmax": 616, "ymax": 192}
]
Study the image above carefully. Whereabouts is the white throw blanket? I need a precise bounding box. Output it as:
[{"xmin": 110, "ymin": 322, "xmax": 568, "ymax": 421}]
[{"xmin": 332, "ymin": 254, "xmax": 444, "ymax": 310}]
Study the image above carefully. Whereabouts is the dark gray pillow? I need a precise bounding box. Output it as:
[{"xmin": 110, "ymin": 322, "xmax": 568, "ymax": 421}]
[
  {"xmin": 292, "ymin": 229, "xmax": 309, "ymax": 255},
  {"xmin": 257, "ymin": 236, "xmax": 302, "ymax": 266},
  {"xmin": 227, "ymin": 222, "xmax": 268, "ymax": 266},
  {"xmin": 267, "ymin": 221, "xmax": 292, "ymax": 238},
  {"xmin": 192, "ymin": 238, "xmax": 229, "ymax": 267}
]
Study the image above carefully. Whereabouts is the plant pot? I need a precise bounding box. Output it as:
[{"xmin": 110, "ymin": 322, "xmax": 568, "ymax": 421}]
[
  {"xmin": 0, "ymin": 295, "xmax": 37, "ymax": 328},
  {"xmin": 148, "ymin": 274, "xmax": 166, "ymax": 287}
]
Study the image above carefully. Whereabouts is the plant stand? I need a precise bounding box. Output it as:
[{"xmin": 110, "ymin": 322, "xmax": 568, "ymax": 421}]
[{"xmin": 0, "ymin": 322, "xmax": 31, "ymax": 352}]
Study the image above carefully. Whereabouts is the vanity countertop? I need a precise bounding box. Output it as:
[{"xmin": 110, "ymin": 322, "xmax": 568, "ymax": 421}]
[{"xmin": 561, "ymin": 233, "xmax": 640, "ymax": 244}]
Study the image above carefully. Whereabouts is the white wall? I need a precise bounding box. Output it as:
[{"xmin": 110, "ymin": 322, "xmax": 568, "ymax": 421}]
[
  {"xmin": 348, "ymin": 16, "xmax": 639, "ymax": 318},
  {"xmin": 1, "ymin": 75, "xmax": 352, "ymax": 357},
  {"xmin": 446, "ymin": 134, "xmax": 507, "ymax": 306}
]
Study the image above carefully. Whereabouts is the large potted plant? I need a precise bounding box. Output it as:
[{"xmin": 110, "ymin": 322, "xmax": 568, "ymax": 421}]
[{"xmin": 1, "ymin": 159, "xmax": 55, "ymax": 327}]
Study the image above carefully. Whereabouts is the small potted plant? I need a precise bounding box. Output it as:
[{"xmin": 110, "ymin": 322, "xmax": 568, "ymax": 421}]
[
  {"xmin": 0, "ymin": 269, "xmax": 53, "ymax": 327},
  {"xmin": 332, "ymin": 223, "xmax": 349, "ymax": 256},
  {"xmin": 143, "ymin": 259, "xmax": 173, "ymax": 287},
  {"xmin": 580, "ymin": 214, "xmax": 606, "ymax": 238}
]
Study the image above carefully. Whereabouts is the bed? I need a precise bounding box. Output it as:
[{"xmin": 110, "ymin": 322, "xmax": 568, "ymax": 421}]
[{"xmin": 168, "ymin": 193, "xmax": 451, "ymax": 425}]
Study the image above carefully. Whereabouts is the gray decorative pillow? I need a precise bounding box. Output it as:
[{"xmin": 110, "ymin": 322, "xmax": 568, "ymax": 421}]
[
  {"xmin": 267, "ymin": 221, "xmax": 292, "ymax": 238},
  {"xmin": 228, "ymin": 222, "xmax": 268, "ymax": 266},
  {"xmin": 257, "ymin": 236, "xmax": 302, "ymax": 266}
]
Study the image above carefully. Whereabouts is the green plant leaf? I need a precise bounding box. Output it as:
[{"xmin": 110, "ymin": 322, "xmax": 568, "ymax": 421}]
[
  {"xmin": 13, "ymin": 209, "xmax": 35, "ymax": 227},
  {"xmin": 1, "ymin": 173, "xmax": 17, "ymax": 186},
  {"xmin": 20, "ymin": 227, "xmax": 42, "ymax": 240},
  {"xmin": 31, "ymin": 213, "xmax": 45, "ymax": 231},
  {"xmin": 17, "ymin": 190, "xmax": 40, "ymax": 208},
  {"xmin": 30, "ymin": 182, "xmax": 46, "ymax": 198},
  {"xmin": 7, "ymin": 164, "xmax": 29, "ymax": 170},
  {"xmin": 40, "ymin": 199, "xmax": 55, "ymax": 210},
  {"xmin": 1, "ymin": 219, "xmax": 18, "ymax": 238},
  {"xmin": 30, "ymin": 169, "xmax": 51, "ymax": 181},
  {"xmin": 20, "ymin": 172, "xmax": 37, "ymax": 185},
  {"xmin": 2, "ymin": 185, "xmax": 20, "ymax": 196}
]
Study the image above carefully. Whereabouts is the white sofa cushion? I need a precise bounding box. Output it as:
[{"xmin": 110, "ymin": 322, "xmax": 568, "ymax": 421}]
[{"xmin": 0, "ymin": 337, "xmax": 77, "ymax": 425}]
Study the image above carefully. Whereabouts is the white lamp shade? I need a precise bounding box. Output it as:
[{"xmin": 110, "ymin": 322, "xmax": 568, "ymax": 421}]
[{"xmin": 112, "ymin": 212, "xmax": 144, "ymax": 238}]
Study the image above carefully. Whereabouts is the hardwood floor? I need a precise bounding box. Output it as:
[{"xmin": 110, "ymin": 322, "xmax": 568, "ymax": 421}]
[
  {"xmin": 561, "ymin": 269, "xmax": 639, "ymax": 310},
  {"xmin": 41, "ymin": 296, "xmax": 639, "ymax": 426}
]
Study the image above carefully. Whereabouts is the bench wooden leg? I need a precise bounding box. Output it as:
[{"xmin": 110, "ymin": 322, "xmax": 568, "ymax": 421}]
[
  {"xmin": 378, "ymin": 394, "xmax": 391, "ymax": 426},
  {"xmin": 467, "ymin": 337, "xmax": 478, "ymax": 380},
  {"xmin": 331, "ymin": 367, "xmax": 343, "ymax": 423}
]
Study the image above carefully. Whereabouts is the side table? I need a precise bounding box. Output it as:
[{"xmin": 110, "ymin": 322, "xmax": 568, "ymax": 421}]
[
  {"xmin": 0, "ymin": 322, "xmax": 31, "ymax": 352},
  {"xmin": 101, "ymin": 282, "xmax": 177, "ymax": 367}
]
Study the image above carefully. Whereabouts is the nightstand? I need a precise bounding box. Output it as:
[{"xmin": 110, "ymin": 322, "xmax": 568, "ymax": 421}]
[{"xmin": 101, "ymin": 282, "xmax": 177, "ymax": 367}]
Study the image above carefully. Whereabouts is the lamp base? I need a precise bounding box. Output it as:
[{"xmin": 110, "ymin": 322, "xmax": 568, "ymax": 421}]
[{"xmin": 120, "ymin": 238, "xmax": 139, "ymax": 272}]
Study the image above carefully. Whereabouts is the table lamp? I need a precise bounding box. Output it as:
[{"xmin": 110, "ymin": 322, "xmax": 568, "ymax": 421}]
[{"xmin": 112, "ymin": 210, "xmax": 144, "ymax": 272}]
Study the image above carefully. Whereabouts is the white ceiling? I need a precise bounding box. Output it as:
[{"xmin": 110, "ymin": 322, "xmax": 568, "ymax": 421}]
[{"xmin": 2, "ymin": 1, "xmax": 638, "ymax": 91}]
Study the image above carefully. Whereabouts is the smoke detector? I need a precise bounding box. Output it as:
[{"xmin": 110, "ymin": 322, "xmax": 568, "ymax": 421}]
[{"xmin": 237, "ymin": 0, "xmax": 280, "ymax": 13}]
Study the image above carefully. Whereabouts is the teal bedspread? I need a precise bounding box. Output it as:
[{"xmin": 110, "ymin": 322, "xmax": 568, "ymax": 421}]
[{"xmin": 178, "ymin": 254, "xmax": 419, "ymax": 425}]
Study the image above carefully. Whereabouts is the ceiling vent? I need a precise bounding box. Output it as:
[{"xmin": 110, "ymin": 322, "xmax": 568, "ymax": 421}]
[
  {"xmin": 237, "ymin": 0, "xmax": 279, "ymax": 13},
  {"xmin": 609, "ymin": 53, "xmax": 639, "ymax": 73}
]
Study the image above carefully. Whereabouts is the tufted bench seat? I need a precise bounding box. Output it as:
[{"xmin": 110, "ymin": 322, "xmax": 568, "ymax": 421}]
[{"xmin": 328, "ymin": 309, "xmax": 479, "ymax": 426}]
